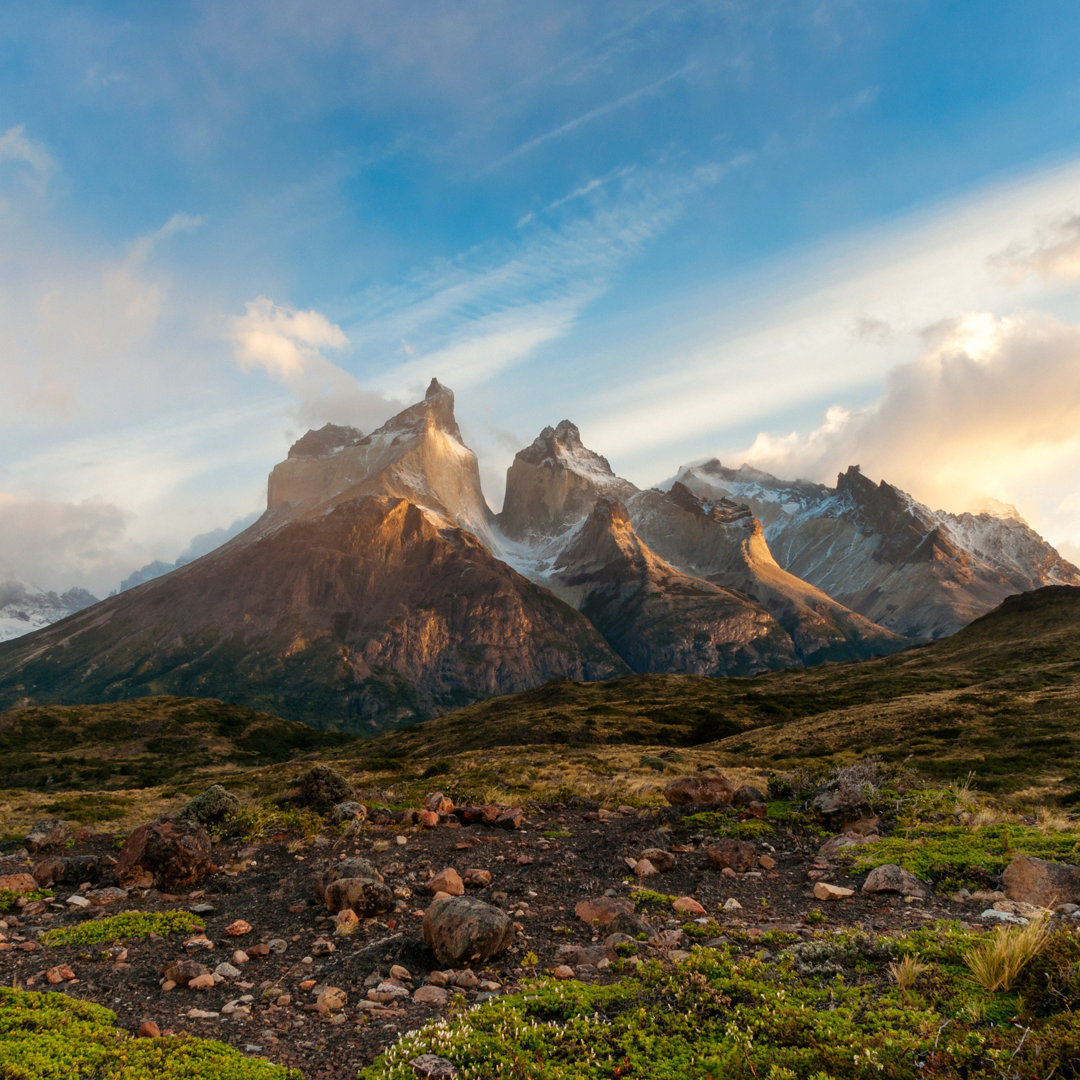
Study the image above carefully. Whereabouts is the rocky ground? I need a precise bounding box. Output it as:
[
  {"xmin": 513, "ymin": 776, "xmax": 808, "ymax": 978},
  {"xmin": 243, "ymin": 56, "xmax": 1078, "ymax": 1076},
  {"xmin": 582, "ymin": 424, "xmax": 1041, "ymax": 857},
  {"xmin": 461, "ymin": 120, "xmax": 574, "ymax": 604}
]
[{"xmin": 0, "ymin": 780, "xmax": 1075, "ymax": 1080}]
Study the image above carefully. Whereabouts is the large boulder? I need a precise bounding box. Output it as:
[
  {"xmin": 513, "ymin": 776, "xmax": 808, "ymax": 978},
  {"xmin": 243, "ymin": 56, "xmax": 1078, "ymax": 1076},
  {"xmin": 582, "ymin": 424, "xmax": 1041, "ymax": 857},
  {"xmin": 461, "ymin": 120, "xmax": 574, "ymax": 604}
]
[
  {"xmin": 1002, "ymin": 855, "xmax": 1080, "ymax": 907},
  {"xmin": 422, "ymin": 896, "xmax": 514, "ymax": 966},
  {"xmin": 179, "ymin": 785, "xmax": 241, "ymax": 826},
  {"xmin": 296, "ymin": 765, "xmax": 352, "ymax": 808},
  {"xmin": 662, "ymin": 774, "xmax": 734, "ymax": 808},
  {"xmin": 810, "ymin": 784, "xmax": 874, "ymax": 831},
  {"xmin": 115, "ymin": 819, "xmax": 213, "ymax": 889},
  {"xmin": 861, "ymin": 863, "xmax": 928, "ymax": 898}
]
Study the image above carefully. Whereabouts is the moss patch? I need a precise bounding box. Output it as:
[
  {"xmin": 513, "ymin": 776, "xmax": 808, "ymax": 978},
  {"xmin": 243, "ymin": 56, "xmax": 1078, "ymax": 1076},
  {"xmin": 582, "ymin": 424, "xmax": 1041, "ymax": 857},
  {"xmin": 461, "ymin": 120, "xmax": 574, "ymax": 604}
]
[
  {"xmin": 0, "ymin": 988, "xmax": 299, "ymax": 1079},
  {"xmin": 41, "ymin": 909, "xmax": 204, "ymax": 947}
]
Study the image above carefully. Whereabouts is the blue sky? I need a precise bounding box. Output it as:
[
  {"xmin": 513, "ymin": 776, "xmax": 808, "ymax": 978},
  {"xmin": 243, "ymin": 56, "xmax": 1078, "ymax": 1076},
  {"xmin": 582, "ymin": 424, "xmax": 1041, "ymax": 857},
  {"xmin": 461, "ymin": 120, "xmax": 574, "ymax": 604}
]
[{"xmin": 5, "ymin": 1, "xmax": 1080, "ymax": 592}]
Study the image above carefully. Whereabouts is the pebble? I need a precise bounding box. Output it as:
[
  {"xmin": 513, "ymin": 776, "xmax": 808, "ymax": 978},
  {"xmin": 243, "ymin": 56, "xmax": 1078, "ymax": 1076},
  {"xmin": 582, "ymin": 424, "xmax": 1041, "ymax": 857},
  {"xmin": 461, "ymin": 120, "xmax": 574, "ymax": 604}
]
[
  {"xmin": 65, "ymin": 895, "xmax": 91, "ymax": 908},
  {"xmin": 186, "ymin": 1009, "xmax": 220, "ymax": 1020},
  {"xmin": 137, "ymin": 1021, "xmax": 160, "ymax": 1038},
  {"xmin": 214, "ymin": 962, "xmax": 242, "ymax": 979},
  {"xmin": 413, "ymin": 985, "xmax": 449, "ymax": 1005},
  {"xmin": 672, "ymin": 897, "xmax": 706, "ymax": 916},
  {"xmin": 316, "ymin": 987, "xmax": 347, "ymax": 1011},
  {"xmin": 188, "ymin": 974, "xmax": 216, "ymax": 991},
  {"xmin": 225, "ymin": 920, "xmax": 252, "ymax": 937}
]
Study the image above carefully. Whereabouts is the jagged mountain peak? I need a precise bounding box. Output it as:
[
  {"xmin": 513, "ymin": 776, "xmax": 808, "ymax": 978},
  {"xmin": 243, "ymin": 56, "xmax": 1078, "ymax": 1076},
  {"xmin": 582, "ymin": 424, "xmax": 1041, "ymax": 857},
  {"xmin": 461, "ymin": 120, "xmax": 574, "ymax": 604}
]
[
  {"xmin": 288, "ymin": 423, "xmax": 364, "ymax": 460},
  {"xmin": 500, "ymin": 421, "xmax": 635, "ymax": 541},
  {"xmin": 263, "ymin": 379, "xmax": 493, "ymax": 544}
]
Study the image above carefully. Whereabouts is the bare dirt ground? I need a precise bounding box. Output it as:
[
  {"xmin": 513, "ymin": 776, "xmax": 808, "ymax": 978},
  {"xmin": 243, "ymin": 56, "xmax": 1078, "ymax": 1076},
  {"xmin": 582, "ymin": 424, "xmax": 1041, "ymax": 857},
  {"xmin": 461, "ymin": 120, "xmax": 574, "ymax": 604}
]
[{"xmin": 0, "ymin": 802, "xmax": 980, "ymax": 1079}]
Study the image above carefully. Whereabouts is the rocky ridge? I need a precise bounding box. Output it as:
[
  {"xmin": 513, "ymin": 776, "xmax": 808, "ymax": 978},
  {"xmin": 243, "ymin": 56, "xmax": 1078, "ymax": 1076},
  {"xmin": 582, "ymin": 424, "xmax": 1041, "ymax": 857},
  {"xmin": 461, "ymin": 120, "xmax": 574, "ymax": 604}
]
[{"xmin": 675, "ymin": 461, "xmax": 1080, "ymax": 638}]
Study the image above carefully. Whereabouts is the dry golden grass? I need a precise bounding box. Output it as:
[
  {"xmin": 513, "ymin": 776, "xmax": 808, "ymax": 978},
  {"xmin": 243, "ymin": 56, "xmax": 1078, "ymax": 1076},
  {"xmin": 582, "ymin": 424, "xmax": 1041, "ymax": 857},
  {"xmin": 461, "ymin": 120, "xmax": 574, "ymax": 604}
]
[{"xmin": 964, "ymin": 916, "xmax": 1052, "ymax": 992}]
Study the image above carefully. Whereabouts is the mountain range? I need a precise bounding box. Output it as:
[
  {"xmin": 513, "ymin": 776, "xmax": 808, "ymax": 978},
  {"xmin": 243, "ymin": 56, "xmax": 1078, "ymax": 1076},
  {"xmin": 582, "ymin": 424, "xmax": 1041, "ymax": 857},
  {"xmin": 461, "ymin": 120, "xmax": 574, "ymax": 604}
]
[{"xmin": 0, "ymin": 379, "xmax": 1075, "ymax": 733}]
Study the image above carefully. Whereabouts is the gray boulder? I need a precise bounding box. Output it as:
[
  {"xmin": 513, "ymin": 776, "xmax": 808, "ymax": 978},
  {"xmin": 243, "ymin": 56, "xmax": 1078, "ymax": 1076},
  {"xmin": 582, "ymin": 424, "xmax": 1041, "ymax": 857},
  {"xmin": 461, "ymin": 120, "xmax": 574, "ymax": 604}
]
[{"xmin": 422, "ymin": 896, "xmax": 514, "ymax": 966}]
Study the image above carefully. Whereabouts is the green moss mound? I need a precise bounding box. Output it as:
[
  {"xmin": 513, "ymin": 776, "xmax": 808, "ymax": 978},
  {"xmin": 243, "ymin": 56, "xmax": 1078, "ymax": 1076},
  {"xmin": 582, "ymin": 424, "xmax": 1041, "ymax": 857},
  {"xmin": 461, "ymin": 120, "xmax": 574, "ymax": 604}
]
[
  {"xmin": 0, "ymin": 988, "xmax": 299, "ymax": 1079},
  {"xmin": 41, "ymin": 909, "xmax": 204, "ymax": 947},
  {"xmin": 360, "ymin": 924, "xmax": 1080, "ymax": 1080}
]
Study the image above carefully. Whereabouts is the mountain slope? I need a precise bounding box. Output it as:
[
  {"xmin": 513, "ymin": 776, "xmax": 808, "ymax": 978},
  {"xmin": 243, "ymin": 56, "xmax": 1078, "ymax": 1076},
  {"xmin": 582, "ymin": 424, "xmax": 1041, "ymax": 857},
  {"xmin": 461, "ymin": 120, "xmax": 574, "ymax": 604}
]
[
  {"xmin": 0, "ymin": 387, "xmax": 626, "ymax": 733},
  {"xmin": 496, "ymin": 422, "xmax": 903, "ymax": 667},
  {"xmin": 548, "ymin": 497, "xmax": 797, "ymax": 675},
  {"xmin": 676, "ymin": 461, "xmax": 1080, "ymax": 638}
]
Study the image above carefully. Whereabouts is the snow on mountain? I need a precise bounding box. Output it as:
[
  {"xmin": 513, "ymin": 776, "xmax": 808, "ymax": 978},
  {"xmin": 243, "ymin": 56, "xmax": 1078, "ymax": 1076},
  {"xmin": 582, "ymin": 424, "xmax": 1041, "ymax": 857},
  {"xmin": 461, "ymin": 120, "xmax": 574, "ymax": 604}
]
[
  {"xmin": 675, "ymin": 460, "xmax": 1080, "ymax": 638},
  {"xmin": 0, "ymin": 579, "xmax": 98, "ymax": 642}
]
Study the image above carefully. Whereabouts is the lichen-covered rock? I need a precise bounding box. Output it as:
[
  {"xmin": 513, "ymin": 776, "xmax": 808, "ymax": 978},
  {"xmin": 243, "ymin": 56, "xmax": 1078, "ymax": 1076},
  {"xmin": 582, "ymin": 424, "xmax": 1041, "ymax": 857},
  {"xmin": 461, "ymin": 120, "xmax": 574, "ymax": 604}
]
[
  {"xmin": 31, "ymin": 855, "xmax": 105, "ymax": 888},
  {"xmin": 296, "ymin": 765, "xmax": 352, "ymax": 808},
  {"xmin": 24, "ymin": 819, "xmax": 71, "ymax": 854},
  {"xmin": 663, "ymin": 775, "xmax": 734, "ymax": 807},
  {"xmin": 180, "ymin": 784, "xmax": 241, "ymax": 825},
  {"xmin": 324, "ymin": 877, "xmax": 394, "ymax": 917},
  {"xmin": 331, "ymin": 801, "xmax": 368, "ymax": 824},
  {"xmin": 811, "ymin": 784, "xmax": 873, "ymax": 831},
  {"xmin": 115, "ymin": 819, "xmax": 213, "ymax": 889},
  {"xmin": 574, "ymin": 897, "xmax": 635, "ymax": 927},
  {"xmin": 422, "ymin": 896, "xmax": 514, "ymax": 966}
]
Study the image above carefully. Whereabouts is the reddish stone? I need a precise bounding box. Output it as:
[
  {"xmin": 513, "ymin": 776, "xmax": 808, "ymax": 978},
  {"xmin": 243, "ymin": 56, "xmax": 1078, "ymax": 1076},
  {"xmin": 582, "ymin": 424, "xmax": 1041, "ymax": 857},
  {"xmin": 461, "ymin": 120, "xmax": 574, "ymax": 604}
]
[{"xmin": 662, "ymin": 775, "xmax": 734, "ymax": 808}]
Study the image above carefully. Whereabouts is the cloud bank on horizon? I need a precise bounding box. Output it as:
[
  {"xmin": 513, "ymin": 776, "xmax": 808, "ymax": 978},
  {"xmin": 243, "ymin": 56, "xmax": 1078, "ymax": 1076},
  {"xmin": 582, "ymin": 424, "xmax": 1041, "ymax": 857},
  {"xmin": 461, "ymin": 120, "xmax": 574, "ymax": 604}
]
[{"xmin": 3, "ymin": 0, "xmax": 1080, "ymax": 591}]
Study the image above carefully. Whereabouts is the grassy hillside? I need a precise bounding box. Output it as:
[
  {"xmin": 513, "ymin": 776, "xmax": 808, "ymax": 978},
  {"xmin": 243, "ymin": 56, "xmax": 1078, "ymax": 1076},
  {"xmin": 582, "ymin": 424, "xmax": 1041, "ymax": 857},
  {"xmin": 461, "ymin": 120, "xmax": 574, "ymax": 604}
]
[
  {"xmin": 0, "ymin": 695, "xmax": 352, "ymax": 794},
  {"xmin": 353, "ymin": 587, "xmax": 1080, "ymax": 799}
]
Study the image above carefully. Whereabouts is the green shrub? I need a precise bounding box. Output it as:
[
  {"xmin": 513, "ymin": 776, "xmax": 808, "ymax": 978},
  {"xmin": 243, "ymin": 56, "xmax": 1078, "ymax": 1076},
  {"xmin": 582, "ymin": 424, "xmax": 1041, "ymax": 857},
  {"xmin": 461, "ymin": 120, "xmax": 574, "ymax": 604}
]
[
  {"xmin": 0, "ymin": 888, "xmax": 53, "ymax": 913},
  {"xmin": 681, "ymin": 811, "xmax": 775, "ymax": 839}
]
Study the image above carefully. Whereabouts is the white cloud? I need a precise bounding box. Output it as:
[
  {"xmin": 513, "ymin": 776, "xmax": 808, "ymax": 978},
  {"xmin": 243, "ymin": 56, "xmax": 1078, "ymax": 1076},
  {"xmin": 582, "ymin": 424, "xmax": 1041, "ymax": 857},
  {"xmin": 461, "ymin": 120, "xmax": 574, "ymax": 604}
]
[
  {"xmin": 991, "ymin": 213, "xmax": 1080, "ymax": 284},
  {"xmin": 0, "ymin": 492, "xmax": 131, "ymax": 594},
  {"xmin": 230, "ymin": 295, "xmax": 348, "ymax": 381},
  {"xmin": 737, "ymin": 309, "xmax": 1080, "ymax": 531},
  {"xmin": 228, "ymin": 296, "xmax": 397, "ymax": 430},
  {"xmin": 0, "ymin": 125, "xmax": 54, "ymax": 179}
]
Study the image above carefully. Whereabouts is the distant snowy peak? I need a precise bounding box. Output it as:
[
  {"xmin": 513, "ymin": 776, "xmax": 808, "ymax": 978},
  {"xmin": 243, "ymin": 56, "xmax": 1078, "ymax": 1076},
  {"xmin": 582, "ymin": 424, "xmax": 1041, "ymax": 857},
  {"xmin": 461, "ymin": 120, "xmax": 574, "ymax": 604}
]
[
  {"xmin": 674, "ymin": 460, "xmax": 1080, "ymax": 638},
  {"xmin": 0, "ymin": 579, "xmax": 98, "ymax": 642}
]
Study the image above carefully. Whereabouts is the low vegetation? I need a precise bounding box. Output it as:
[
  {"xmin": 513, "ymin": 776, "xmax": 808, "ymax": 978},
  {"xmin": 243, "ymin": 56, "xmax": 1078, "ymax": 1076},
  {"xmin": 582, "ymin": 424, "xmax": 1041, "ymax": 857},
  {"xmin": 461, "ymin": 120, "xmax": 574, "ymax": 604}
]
[
  {"xmin": 0, "ymin": 989, "xmax": 300, "ymax": 1079},
  {"xmin": 40, "ymin": 910, "xmax": 205, "ymax": 947},
  {"xmin": 360, "ymin": 923, "xmax": 1080, "ymax": 1079}
]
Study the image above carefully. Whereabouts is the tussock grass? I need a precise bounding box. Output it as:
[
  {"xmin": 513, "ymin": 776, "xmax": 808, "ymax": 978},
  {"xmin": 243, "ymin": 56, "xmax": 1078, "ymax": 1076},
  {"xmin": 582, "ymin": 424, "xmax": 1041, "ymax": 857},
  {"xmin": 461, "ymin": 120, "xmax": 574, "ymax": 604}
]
[{"xmin": 964, "ymin": 916, "xmax": 1052, "ymax": 992}]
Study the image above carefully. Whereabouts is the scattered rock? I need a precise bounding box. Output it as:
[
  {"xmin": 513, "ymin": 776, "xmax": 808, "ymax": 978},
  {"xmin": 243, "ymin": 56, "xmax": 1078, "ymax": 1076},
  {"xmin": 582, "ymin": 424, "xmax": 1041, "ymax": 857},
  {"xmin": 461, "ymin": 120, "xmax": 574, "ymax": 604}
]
[
  {"xmin": 408, "ymin": 1055, "xmax": 459, "ymax": 1079},
  {"xmin": 1002, "ymin": 854, "xmax": 1080, "ymax": 908},
  {"xmin": 672, "ymin": 896, "xmax": 706, "ymax": 916},
  {"xmin": 31, "ymin": 855, "xmax": 104, "ymax": 888},
  {"xmin": 662, "ymin": 775, "xmax": 734, "ymax": 808},
  {"xmin": 551, "ymin": 964, "xmax": 575, "ymax": 979},
  {"xmin": 634, "ymin": 859, "xmax": 658, "ymax": 879},
  {"xmin": 862, "ymin": 864, "xmax": 928, "ymax": 898},
  {"xmin": 463, "ymin": 868, "xmax": 492, "ymax": 888},
  {"xmin": 331, "ymin": 801, "xmax": 368, "ymax": 824},
  {"xmin": 731, "ymin": 785, "xmax": 766, "ymax": 808},
  {"xmin": 45, "ymin": 965, "xmax": 74, "ymax": 984},
  {"xmin": 574, "ymin": 897, "xmax": 635, "ymax": 928},
  {"xmin": 705, "ymin": 840, "xmax": 757, "ymax": 873},
  {"xmin": 137, "ymin": 1021, "xmax": 160, "ymax": 1038},
  {"xmin": 188, "ymin": 973, "xmax": 215, "ymax": 991},
  {"xmin": 162, "ymin": 959, "xmax": 211, "ymax": 987},
  {"xmin": 818, "ymin": 832, "xmax": 879, "ymax": 858},
  {"xmin": 424, "ymin": 792, "xmax": 454, "ymax": 815},
  {"xmin": 316, "ymin": 986, "xmax": 347, "ymax": 1011},
  {"xmin": 758, "ymin": 855, "xmax": 777, "ymax": 871},
  {"xmin": 225, "ymin": 919, "xmax": 253, "ymax": 937},
  {"xmin": 722, "ymin": 898, "xmax": 742, "ymax": 912},
  {"xmin": 65, "ymin": 894, "xmax": 91, "ymax": 909},
  {"xmin": 422, "ymin": 896, "xmax": 515, "ymax": 966},
  {"xmin": 0, "ymin": 874, "xmax": 38, "ymax": 895},
  {"xmin": 324, "ymin": 878, "xmax": 394, "ymax": 917},
  {"xmin": 24, "ymin": 819, "xmax": 71, "ymax": 854},
  {"xmin": 811, "ymin": 784, "xmax": 873, "ymax": 831},
  {"xmin": 639, "ymin": 848, "xmax": 676, "ymax": 872},
  {"xmin": 86, "ymin": 887, "xmax": 127, "ymax": 907},
  {"xmin": 426, "ymin": 868, "xmax": 465, "ymax": 896},
  {"xmin": 413, "ymin": 985, "xmax": 449, "ymax": 1006},
  {"xmin": 813, "ymin": 882, "xmax": 855, "ymax": 901}
]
